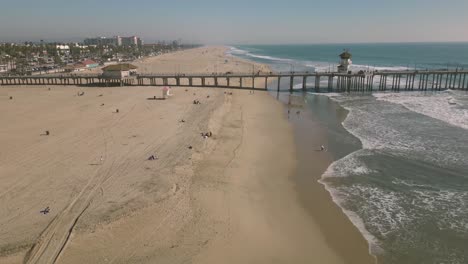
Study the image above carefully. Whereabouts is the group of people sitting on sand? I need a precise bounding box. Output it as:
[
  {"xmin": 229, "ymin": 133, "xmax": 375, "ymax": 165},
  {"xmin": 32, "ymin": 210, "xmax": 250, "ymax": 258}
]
[{"xmin": 193, "ymin": 100, "xmax": 201, "ymax": 105}]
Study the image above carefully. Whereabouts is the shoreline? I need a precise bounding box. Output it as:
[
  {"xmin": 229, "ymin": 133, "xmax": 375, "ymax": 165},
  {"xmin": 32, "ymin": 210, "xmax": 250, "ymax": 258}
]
[{"xmin": 272, "ymin": 91, "xmax": 375, "ymax": 264}]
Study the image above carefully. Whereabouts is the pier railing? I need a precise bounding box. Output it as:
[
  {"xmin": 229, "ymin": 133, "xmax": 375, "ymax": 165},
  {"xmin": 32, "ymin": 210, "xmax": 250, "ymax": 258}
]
[{"xmin": 1, "ymin": 70, "xmax": 468, "ymax": 92}]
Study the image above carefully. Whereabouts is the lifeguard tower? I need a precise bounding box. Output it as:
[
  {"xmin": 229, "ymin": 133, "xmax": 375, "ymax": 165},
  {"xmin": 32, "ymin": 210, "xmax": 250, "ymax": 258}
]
[{"xmin": 337, "ymin": 50, "xmax": 352, "ymax": 73}]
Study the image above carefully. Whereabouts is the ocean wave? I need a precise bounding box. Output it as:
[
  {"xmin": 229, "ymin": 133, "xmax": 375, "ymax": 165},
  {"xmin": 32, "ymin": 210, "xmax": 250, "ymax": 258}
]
[
  {"xmin": 292, "ymin": 79, "xmax": 330, "ymax": 89},
  {"xmin": 322, "ymin": 150, "xmax": 376, "ymax": 178},
  {"xmin": 244, "ymin": 53, "xmax": 293, "ymax": 62},
  {"xmin": 351, "ymin": 64, "xmax": 412, "ymax": 72},
  {"xmin": 374, "ymin": 91, "xmax": 468, "ymax": 131},
  {"xmin": 228, "ymin": 46, "xmax": 293, "ymax": 63},
  {"xmin": 305, "ymin": 62, "xmax": 412, "ymax": 73},
  {"xmin": 227, "ymin": 46, "xmax": 249, "ymax": 55},
  {"xmin": 318, "ymin": 178, "xmax": 383, "ymax": 257},
  {"xmin": 229, "ymin": 47, "xmax": 414, "ymax": 74},
  {"xmin": 316, "ymin": 91, "xmax": 468, "ymax": 261},
  {"xmin": 322, "ymin": 164, "xmax": 468, "ymax": 262},
  {"xmin": 315, "ymin": 93, "xmax": 463, "ymax": 158},
  {"xmin": 308, "ymin": 92, "xmax": 342, "ymax": 97},
  {"xmin": 325, "ymin": 179, "xmax": 468, "ymax": 244}
]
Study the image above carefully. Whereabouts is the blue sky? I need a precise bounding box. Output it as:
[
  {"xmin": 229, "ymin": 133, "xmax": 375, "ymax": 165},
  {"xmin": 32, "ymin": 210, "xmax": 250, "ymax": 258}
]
[{"xmin": 1, "ymin": 0, "xmax": 467, "ymax": 44}]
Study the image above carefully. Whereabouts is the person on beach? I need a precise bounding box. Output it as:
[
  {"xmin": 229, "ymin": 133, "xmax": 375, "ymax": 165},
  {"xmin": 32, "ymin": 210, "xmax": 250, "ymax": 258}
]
[
  {"xmin": 40, "ymin": 206, "xmax": 50, "ymax": 215},
  {"xmin": 320, "ymin": 145, "xmax": 326, "ymax": 151}
]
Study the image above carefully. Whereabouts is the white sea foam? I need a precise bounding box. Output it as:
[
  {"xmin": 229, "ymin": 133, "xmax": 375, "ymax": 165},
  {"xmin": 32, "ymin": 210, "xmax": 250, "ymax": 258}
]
[
  {"xmin": 341, "ymin": 95, "xmax": 467, "ymax": 166},
  {"xmin": 315, "ymin": 90, "xmax": 468, "ymax": 260},
  {"xmin": 227, "ymin": 46, "xmax": 249, "ymax": 55},
  {"xmin": 229, "ymin": 46, "xmax": 413, "ymax": 74},
  {"xmin": 322, "ymin": 150, "xmax": 376, "ymax": 178},
  {"xmin": 292, "ymin": 79, "xmax": 331, "ymax": 89},
  {"xmin": 227, "ymin": 46, "xmax": 293, "ymax": 62},
  {"xmin": 306, "ymin": 62, "xmax": 412, "ymax": 73},
  {"xmin": 244, "ymin": 53, "xmax": 293, "ymax": 62},
  {"xmin": 351, "ymin": 64, "xmax": 412, "ymax": 72},
  {"xmin": 319, "ymin": 177, "xmax": 383, "ymax": 257},
  {"xmin": 308, "ymin": 92, "xmax": 342, "ymax": 98},
  {"xmin": 411, "ymin": 188, "xmax": 468, "ymax": 232},
  {"xmin": 374, "ymin": 91, "xmax": 468, "ymax": 131},
  {"xmin": 322, "ymin": 163, "xmax": 468, "ymax": 259}
]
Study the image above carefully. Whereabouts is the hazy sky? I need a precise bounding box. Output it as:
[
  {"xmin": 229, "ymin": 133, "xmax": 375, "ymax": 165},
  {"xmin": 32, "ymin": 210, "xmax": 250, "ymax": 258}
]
[{"xmin": 1, "ymin": 0, "xmax": 468, "ymax": 44}]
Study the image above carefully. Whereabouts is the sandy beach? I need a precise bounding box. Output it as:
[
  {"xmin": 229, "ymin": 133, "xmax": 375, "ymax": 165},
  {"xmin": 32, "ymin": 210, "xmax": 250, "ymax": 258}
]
[{"xmin": 0, "ymin": 46, "xmax": 372, "ymax": 263}]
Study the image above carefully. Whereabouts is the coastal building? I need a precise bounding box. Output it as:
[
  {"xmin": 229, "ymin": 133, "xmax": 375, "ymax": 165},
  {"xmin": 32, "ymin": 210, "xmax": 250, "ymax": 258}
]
[
  {"xmin": 84, "ymin": 36, "xmax": 142, "ymax": 47},
  {"xmin": 64, "ymin": 59, "xmax": 99, "ymax": 72},
  {"xmin": 121, "ymin": 36, "xmax": 141, "ymax": 46},
  {"xmin": 84, "ymin": 37, "xmax": 119, "ymax": 46},
  {"xmin": 0, "ymin": 64, "xmax": 7, "ymax": 73},
  {"xmin": 56, "ymin": 45, "xmax": 70, "ymax": 55},
  {"xmin": 79, "ymin": 59, "xmax": 99, "ymax": 69},
  {"xmin": 101, "ymin": 63, "xmax": 138, "ymax": 79},
  {"xmin": 337, "ymin": 50, "xmax": 352, "ymax": 73},
  {"xmin": 64, "ymin": 64, "xmax": 84, "ymax": 72}
]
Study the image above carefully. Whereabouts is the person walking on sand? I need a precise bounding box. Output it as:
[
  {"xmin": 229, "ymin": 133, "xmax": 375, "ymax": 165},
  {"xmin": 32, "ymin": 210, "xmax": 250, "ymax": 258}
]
[{"xmin": 320, "ymin": 145, "xmax": 326, "ymax": 151}]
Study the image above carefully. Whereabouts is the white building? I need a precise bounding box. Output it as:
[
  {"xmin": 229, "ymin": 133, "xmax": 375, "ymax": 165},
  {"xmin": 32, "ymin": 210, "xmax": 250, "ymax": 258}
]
[
  {"xmin": 0, "ymin": 64, "xmax": 7, "ymax": 73},
  {"xmin": 56, "ymin": 45, "xmax": 70, "ymax": 55},
  {"xmin": 121, "ymin": 36, "xmax": 141, "ymax": 46},
  {"xmin": 337, "ymin": 50, "xmax": 352, "ymax": 73},
  {"xmin": 102, "ymin": 63, "xmax": 138, "ymax": 79},
  {"xmin": 84, "ymin": 36, "xmax": 142, "ymax": 47}
]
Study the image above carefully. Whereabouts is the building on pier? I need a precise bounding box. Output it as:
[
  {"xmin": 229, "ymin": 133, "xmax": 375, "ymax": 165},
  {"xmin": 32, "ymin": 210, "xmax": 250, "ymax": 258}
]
[
  {"xmin": 64, "ymin": 64, "xmax": 84, "ymax": 73},
  {"xmin": 338, "ymin": 50, "xmax": 352, "ymax": 73},
  {"xmin": 101, "ymin": 63, "xmax": 138, "ymax": 79}
]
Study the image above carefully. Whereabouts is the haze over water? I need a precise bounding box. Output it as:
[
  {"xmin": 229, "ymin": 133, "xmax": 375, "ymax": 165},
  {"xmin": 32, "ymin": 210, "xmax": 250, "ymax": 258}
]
[{"xmin": 229, "ymin": 43, "xmax": 468, "ymax": 264}]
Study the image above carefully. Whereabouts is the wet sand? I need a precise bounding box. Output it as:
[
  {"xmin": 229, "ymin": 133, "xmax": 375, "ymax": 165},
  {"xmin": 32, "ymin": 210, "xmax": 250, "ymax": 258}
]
[{"xmin": 280, "ymin": 93, "xmax": 375, "ymax": 264}]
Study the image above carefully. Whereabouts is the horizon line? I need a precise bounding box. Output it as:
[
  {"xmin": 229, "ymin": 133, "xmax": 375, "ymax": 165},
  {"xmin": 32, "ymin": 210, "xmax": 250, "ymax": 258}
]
[{"xmin": 225, "ymin": 41, "xmax": 468, "ymax": 46}]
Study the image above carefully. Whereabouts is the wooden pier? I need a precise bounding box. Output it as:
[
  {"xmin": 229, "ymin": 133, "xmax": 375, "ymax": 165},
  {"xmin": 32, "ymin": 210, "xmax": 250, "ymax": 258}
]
[{"xmin": 1, "ymin": 70, "xmax": 468, "ymax": 92}]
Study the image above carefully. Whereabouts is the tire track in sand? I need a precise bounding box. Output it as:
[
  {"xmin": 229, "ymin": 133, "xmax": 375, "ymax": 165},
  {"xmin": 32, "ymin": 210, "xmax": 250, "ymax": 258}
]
[{"xmin": 23, "ymin": 105, "xmax": 130, "ymax": 264}]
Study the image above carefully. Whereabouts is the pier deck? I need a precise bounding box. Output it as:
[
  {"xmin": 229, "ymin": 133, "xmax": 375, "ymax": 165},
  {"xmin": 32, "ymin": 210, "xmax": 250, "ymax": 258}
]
[{"xmin": 1, "ymin": 70, "xmax": 468, "ymax": 92}]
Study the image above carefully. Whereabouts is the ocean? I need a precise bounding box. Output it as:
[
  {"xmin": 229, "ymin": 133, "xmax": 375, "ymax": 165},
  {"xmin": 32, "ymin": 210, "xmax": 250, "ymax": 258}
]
[{"xmin": 228, "ymin": 43, "xmax": 468, "ymax": 264}]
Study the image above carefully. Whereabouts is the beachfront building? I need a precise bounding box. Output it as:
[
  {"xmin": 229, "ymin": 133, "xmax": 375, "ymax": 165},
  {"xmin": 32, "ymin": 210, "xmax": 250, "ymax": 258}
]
[
  {"xmin": 0, "ymin": 64, "xmax": 7, "ymax": 73},
  {"xmin": 101, "ymin": 63, "xmax": 138, "ymax": 79},
  {"xmin": 64, "ymin": 59, "xmax": 99, "ymax": 73},
  {"xmin": 337, "ymin": 50, "xmax": 352, "ymax": 73},
  {"xmin": 80, "ymin": 59, "xmax": 99, "ymax": 69},
  {"xmin": 64, "ymin": 64, "xmax": 85, "ymax": 73}
]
